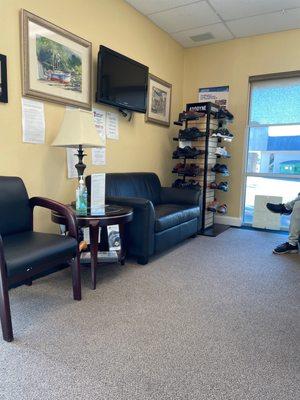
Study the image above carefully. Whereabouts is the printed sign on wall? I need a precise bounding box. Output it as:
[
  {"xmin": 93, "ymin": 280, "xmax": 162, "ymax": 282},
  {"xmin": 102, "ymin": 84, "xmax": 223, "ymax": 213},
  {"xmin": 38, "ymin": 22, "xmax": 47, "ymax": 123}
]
[{"xmin": 199, "ymin": 86, "xmax": 229, "ymax": 109}]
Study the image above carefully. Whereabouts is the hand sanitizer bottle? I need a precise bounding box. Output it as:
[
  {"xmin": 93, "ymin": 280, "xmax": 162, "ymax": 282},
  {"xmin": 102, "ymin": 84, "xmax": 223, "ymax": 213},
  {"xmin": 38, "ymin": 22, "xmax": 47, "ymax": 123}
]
[{"xmin": 76, "ymin": 175, "xmax": 88, "ymax": 214}]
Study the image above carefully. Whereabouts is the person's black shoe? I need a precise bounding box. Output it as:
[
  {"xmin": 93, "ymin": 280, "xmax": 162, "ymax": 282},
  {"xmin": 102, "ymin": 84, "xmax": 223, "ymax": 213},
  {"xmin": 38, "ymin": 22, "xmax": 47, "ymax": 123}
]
[
  {"xmin": 266, "ymin": 203, "xmax": 292, "ymax": 215},
  {"xmin": 273, "ymin": 242, "xmax": 298, "ymax": 254}
]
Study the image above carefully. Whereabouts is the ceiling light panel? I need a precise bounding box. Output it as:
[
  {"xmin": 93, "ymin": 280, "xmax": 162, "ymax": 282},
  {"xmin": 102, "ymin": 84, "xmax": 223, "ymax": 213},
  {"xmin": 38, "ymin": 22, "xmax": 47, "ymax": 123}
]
[
  {"xmin": 227, "ymin": 7, "xmax": 300, "ymax": 37},
  {"xmin": 125, "ymin": 0, "xmax": 197, "ymax": 15},
  {"xmin": 149, "ymin": 1, "xmax": 221, "ymax": 33},
  {"xmin": 210, "ymin": 0, "xmax": 300, "ymax": 21}
]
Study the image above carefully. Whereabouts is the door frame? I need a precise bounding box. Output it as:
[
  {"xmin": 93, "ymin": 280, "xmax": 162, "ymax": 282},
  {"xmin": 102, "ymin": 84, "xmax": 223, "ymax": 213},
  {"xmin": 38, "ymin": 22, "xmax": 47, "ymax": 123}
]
[{"xmin": 241, "ymin": 71, "xmax": 300, "ymax": 228}]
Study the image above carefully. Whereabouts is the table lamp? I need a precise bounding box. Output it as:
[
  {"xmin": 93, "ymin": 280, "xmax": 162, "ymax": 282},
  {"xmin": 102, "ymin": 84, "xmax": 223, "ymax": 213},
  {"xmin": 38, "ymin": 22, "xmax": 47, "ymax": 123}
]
[{"xmin": 51, "ymin": 108, "xmax": 105, "ymax": 179}]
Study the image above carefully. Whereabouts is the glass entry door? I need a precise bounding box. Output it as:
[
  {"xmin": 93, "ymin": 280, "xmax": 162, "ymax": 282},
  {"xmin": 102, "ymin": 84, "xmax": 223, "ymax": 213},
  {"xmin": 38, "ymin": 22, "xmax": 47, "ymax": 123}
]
[{"xmin": 244, "ymin": 76, "xmax": 300, "ymax": 229}]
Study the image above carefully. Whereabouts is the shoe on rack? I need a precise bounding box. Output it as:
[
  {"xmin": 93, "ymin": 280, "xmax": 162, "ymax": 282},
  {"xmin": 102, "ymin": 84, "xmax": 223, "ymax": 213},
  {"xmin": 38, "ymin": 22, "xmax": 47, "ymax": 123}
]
[
  {"xmin": 207, "ymin": 200, "xmax": 219, "ymax": 212},
  {"xmin": 173, "ymin": 146, "xmax": 204, "ymax": 158},
  {"xmin": 266, "ymin": 203, "xmax": 292, "ymax": 215},
  {"xmin": 188, "ymin": 180, "xmax": 201, "ymax": 190},
  {"xmin": 179, "ymin": 110, "xmax": 205, "ymax": 121},
  {"xmin": 215, "ymin": 146, "xmax": 231, "ymax": 158},
  {"xmin": 174, "ymin": 110, "xmax": 205, "ymax": 125},
  {"xmin": 218, "ymin": 164, "xmax": 229, "ymax": 176},
  {"xmin": 179, "ymin": 127, "xmax": 205, "ymax": 141},
  {"xmin": 211, "ymin": 163, "xmax": 221, "ymax": 172},
  {"xmin": 217, "ymin": 204, "xmax": 227, "ymax": 214},
  {"xmin": 211, "ymin": 163, "xmax": 229, "ymax": 176},
  {"xmin": 217, "ymin": 182, "xmax": 229, "ymax": 192},
  {"xmin": 183, "ymin": 146, "xmax": 204, "ymax": 158},
  {"xmin": 217, "ymin": 108, "xmax": 234, "ymax": 121},
  {"xmin": 172, "ymin": 163, "xmax": 185, "ymax": 173},
  {"xmin": 273, "ymin": 242, "xmax": 298, "ymax": 254},
  {"xmin": 209, "ymin": 182, "xmax": 218, "ymax": 189},
  {"xmin": 185, "ymin": 163, "xmax": 200, "ymax": 176},
  {"xmin": 212, "ymin": 128, "xmax": 234, "ymax": 140}
]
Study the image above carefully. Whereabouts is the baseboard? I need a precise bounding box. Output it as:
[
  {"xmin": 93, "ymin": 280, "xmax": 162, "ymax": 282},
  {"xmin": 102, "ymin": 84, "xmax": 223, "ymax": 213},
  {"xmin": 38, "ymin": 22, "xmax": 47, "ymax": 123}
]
[{"xmin": 214, "ymin": 215, "xmax": 242, "ymax": 227}]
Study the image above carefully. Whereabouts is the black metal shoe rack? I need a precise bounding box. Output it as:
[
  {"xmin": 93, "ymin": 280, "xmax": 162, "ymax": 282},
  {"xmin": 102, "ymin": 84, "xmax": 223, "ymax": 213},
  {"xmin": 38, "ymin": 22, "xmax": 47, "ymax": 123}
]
[{"xmin": 175, "ymin": 102, "xmax": 232, "ymax": 237}]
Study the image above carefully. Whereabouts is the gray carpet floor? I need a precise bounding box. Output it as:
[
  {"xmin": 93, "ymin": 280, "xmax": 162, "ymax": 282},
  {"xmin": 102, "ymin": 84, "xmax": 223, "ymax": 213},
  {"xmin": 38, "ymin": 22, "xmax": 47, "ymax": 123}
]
[{"xmin": 0, "ymin": 228, "xmax": 299, "ymax": 400}]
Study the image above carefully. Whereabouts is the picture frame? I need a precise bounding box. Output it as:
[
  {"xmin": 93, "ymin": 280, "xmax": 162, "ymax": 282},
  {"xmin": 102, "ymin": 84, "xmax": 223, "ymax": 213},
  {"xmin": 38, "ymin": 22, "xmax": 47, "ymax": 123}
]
[
  {"xmin": 21, "ymin": 9, "xmax": 92, "ymax": 109},
  {"xmin": 0, "ymin": 54, "xmax": 8, "ymax": 103},
  {"xmin": 145, "ymin": 74, "xmax": 172, "ymax": 127}
]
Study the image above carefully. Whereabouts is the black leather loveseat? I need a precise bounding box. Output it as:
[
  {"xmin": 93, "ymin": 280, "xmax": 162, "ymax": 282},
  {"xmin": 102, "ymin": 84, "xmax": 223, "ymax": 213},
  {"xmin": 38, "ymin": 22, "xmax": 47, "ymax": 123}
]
[{"xmin": 93, "ymin": 173, "xmax": 201, "ymax": 265}]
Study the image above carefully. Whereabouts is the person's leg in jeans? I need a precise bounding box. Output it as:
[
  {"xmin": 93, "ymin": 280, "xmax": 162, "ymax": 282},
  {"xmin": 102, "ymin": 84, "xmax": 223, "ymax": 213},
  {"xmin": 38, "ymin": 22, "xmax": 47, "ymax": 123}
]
[
  {"xmin": 287, "ymin": 199, "xmax": 300, "ymax": 246},
  {"xmin": 272, "ymin": 194, "xmax": 300, "ymax": 254},
  {"xmin": 284, "ymin": 193, "xmax": 300, "ymax": 211}
]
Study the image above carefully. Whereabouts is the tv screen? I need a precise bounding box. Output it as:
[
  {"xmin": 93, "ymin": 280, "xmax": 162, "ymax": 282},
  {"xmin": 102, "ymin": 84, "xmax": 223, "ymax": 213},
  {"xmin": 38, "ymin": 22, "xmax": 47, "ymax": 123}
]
[{"xmin": 96, "ymin": 46, "xmax": 148, "ymax": 113}]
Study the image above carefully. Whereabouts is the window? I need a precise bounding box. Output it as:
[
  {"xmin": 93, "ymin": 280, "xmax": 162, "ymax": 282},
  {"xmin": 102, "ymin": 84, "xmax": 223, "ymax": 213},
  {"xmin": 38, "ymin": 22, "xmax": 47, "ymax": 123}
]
[{"xmin": 244, "ymin": 76, "xmax": 300, "ymax": 228}]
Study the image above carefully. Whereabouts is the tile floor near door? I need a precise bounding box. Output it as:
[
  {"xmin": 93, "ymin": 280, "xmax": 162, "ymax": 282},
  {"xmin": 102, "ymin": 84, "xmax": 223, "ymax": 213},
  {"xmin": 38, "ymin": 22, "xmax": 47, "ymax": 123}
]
[{"xmin": 0, "ymin": 228, "xmax": 299, "ymax": 400}]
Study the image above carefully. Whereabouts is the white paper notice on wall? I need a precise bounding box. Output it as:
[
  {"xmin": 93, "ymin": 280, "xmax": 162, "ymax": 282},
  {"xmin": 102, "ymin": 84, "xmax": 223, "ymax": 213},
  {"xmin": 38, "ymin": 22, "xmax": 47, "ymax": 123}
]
[
  {"xmin": 92, "ymin": 147, "xmax": 106, "ymax": 166},
  {"xmin": 22, "ymin": 98, "xmax": 45, "ymax": 144},
  {"xmin": 106, "ymin": 112, "xmax": 119, "ymax": 140},
  {"xmin": 66, "ymin": 148, "xmax": 78, "ymax": 179},
  {"xmin": 253, "ymin": 195, "xmax": 282, "ymax": 230},
  {"xmin": 93, "ymin": 108, "xmax": 106, "ymax": 144},
  {"xmin": 91, "ymin": 173, "xmax": 105, "ymax": 214}
]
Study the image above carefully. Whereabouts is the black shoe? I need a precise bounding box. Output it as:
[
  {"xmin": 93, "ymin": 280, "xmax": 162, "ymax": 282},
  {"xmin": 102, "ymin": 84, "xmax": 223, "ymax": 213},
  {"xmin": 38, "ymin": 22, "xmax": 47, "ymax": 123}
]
[
  {"xmin": 217, "ymin": 108, "xmax": 234, "ymax": 121},
  {"xmin": 212, "ymin": 128, "xmax": 234, "ymax": 140},
  {"xmin": 217, "ymin": 181, "xmax": 229, "ymax": 192},
  {"xmin": 174, "ymin": 110, "xmax": 205, "ymax": 125},
  {"xmin": 266, "ymin": 203, "xmax": 292, "ymax": 215},
  {"xmin": 273, "ymin": 242, "xmax": 298, "ymax": 254},
  {"xmin": 173, "ymin": 146, "xmax": 204, "ymax": 159},
  {"xmin": 179, "ymin": 127, "xmax": 205, "ymax": 140},
  {"xmin": 211, "ymin": 163, "xmax": 229, "ymax": 176}
]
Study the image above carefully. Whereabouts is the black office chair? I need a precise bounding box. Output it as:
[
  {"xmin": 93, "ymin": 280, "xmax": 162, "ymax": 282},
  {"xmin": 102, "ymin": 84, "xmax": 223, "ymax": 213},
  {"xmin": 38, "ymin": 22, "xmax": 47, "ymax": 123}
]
[{"xmin": 0, "ymin": 176, "xmax": 81, "ymax": 342}]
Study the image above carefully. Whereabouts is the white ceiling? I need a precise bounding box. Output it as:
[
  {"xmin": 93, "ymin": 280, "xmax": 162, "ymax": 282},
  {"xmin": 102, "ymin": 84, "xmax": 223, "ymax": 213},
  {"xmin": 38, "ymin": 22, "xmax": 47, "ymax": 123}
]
[{"xmin": 125, "ymin": 0, "xmax": 300, "ymax": 47}]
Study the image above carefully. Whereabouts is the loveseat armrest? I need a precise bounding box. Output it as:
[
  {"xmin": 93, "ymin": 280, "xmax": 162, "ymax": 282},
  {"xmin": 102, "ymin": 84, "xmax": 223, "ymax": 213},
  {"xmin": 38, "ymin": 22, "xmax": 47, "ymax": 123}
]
[
  {"xmin": 106, "ymin": 196, "xmax": 154, "ymax": 211},
  {"xmin": 29, "ymin": 197, "xmax": 78, "ymax": 240},
  {"xmin": 106, "ymin": 196, "xmax": 155, "ymax": 261},
  {"xmin": 160, "ymin": 187, "xmax": 201, "ymax": 206}
]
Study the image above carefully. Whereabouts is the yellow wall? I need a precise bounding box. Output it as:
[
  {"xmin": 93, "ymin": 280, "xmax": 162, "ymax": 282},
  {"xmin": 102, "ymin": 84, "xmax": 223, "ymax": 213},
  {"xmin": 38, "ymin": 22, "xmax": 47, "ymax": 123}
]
[
  {"xmin": 183, "ymin": 29, "xmax": 300, "ymax": 220},
  {"xmin": 0, "ymin": 0, "xmax": 184, "ymax": 231},
  {"xmin": 2, "ymin": 0, "xmax": 300, "ymax": 229}
]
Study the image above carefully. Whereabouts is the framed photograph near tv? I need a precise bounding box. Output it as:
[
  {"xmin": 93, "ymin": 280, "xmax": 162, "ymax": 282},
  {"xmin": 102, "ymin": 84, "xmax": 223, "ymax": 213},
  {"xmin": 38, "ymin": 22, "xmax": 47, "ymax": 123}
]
[
  {"xmin": 146, "ymin": 74, "xmax": 172, "ymax": 127},
  {"xmin": 21, "ymin": 9, "xmax": 92, "ymax": 109},
  {"xmin": 0, "ymin": 54, "xmax": 8, "ymax": 103}
]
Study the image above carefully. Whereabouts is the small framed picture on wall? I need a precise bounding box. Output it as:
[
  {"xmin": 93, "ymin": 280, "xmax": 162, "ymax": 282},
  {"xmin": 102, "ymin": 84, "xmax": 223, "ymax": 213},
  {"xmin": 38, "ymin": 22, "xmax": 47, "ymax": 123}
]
[
  {"xmin": 0, "ymin": 54, "xmax": 8, "ymax": 103},
  {"xmin": 146, "ymin": 74, "xmax": 172, "ymax": 127}
]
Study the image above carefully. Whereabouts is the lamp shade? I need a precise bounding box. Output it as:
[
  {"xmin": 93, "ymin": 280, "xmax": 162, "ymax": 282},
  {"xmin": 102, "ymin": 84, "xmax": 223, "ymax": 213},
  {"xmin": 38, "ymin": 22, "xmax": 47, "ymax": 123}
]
[{"xmin": 51, "ymin": 108, "xmax": 105, "ymax": 148}]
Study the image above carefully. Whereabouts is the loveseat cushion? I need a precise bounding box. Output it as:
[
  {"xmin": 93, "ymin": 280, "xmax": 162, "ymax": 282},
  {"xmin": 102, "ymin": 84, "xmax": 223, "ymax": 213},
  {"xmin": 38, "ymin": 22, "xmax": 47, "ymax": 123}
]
[
  {"xmin": 3, "ymin": 232, "xmax": 77, "ymax": 279},
  {"xmin": 154, "ymin": 204, "xmax": 200, "ymax": 232},
  {"xmin": 104, "ymin": 173, "xmax": 162, "ymax": 205}
]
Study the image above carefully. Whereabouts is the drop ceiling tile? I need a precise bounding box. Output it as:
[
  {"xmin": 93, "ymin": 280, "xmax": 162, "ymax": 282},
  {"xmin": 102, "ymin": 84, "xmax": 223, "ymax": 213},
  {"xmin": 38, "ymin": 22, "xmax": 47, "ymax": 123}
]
[
  {"xmin": 149, "ymin": 1, "xmax": 221, "ymax": 34},
  {"xmin": 227, "ymin": 8, "xmax": 300, "ymax": 38},
  {"xmin": 210, "ymin": 0, "xmax": 300, "ymax": 21},
  {"xmin": 125, "ymin": 0, "xmax": 197, "ymax": 16},
  {"xmin": 171, "ymin": 23, "xmax": 234, "ymax": 47}
]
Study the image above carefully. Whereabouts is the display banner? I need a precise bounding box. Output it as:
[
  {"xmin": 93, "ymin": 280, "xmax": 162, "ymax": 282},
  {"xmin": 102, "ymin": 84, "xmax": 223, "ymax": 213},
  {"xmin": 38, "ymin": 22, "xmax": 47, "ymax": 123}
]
[{"xmin": 198, "ymin": 86, "xmax": 229, "ymax": 108}]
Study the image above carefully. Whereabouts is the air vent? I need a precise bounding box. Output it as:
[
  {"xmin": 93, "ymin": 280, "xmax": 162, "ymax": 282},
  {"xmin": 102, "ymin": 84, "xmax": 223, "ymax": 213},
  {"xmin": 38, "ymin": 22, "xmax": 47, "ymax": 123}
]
[{"xmin": 190, "ymin": 32, "xmax": 214, "ymax": 42}]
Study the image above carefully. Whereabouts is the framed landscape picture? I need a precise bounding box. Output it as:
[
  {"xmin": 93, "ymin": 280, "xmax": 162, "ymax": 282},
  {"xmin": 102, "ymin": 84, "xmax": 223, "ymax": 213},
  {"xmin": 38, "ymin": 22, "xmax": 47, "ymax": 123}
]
[
  {"xmin": 0, "ymin": 54, "xmax": 8, "ymax": 103},
  {"xmin": 21, "ymin": 9, "xmax": 92, "ymax": 109},
  {"xmin": 146, "ymin": 74, "xmax": 172, "ymax": 127}
]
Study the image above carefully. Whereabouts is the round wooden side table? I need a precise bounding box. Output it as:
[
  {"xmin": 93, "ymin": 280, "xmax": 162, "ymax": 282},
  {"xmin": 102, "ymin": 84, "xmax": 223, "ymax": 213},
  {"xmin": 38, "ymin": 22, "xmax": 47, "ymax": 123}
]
[{"xmin": 51, "ymin": 204, "xmax": 133, "ymax": 289}]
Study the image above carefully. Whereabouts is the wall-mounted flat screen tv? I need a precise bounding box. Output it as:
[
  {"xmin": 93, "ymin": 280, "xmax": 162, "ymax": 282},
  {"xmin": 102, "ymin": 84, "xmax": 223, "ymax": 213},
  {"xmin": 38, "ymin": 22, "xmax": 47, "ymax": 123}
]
[{"xmin": 96, "ymin": 46, "xmax": 148, "ymax": 113}]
